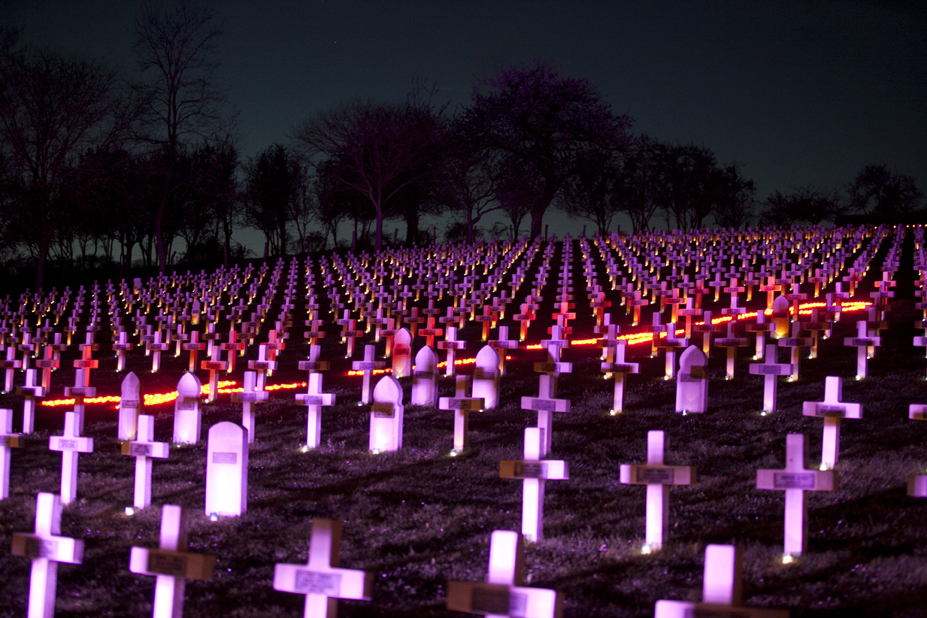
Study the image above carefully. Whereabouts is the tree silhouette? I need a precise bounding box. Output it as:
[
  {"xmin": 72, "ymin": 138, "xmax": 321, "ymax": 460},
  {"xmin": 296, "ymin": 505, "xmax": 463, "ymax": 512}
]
[
  {"xmin": 244, "ymin": 144, "xmax": 301, "ymax": 256},
  {"xmin": 847, "ymin": 164, "xmax": 923, "ymax": 217},
  {"xmin": 0, "ymin": 27, "xmax": 135, "ymax": 289},
  {"xmin": 462, "ymin": 61, "xmax": 632, "ymax": 239},
  {"xmin": 134, "ymin": 0, "xmax": 230, "ymax": 274},
  {"xmin": 292, "ymin": 98, "xmax": 444, "ymax": 253}
]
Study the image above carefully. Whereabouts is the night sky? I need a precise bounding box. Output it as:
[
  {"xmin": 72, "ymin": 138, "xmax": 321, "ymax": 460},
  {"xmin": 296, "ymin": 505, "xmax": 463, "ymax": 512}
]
[{"xmin": 4, "ymin": 0, "xmax": 926, "ymax": 243}]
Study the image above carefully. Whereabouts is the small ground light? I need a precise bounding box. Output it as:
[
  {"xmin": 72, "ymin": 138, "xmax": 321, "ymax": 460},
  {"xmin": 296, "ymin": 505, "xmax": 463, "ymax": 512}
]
[
  {"xmin": 819, "ymin": 463, "xmax": 829, "ymax": 471},
  {"xmin": 609, "ymin": 409, "xmax": 618, "ymax": 416},
  {"xmin": 782, "ymin": 554, "xmax": 794, "ymax": 564},
  {"xmin": 209, "ymin": 513, "xmax": 219, "ymax": 521},
  {"xmin": 371, "ymin": 448, "xmax": 380, "ymax": 455},
  {"xmin": 299, "ymin": 445, "xmax": 309, "ymax": 453},
  {"xmin": 124, "ymin": 507, "xmax": 135, "ymax": 516},
  {"xmin": 449, "ymin": 449, "xmax": 458, "ymax": 457},
  {"xmin": 760, "ymin": 411, "xmax": 768, "ymax": 416},
  {"xmin": 641, "ymin": 544, "xmax": 653, "ymax": 555}
]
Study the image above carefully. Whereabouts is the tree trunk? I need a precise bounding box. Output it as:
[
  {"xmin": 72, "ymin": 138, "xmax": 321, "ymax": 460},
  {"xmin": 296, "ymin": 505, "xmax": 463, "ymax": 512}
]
[{"xmin": 375, "ymin": 208, "xmax": 384, "ymax": 254}]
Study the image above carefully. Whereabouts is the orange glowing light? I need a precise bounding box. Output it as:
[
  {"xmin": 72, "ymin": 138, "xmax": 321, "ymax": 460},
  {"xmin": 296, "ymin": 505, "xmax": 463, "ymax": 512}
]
[{"xmin": 39, "ymin": 379, "xmax": 309, "ymax": 408}]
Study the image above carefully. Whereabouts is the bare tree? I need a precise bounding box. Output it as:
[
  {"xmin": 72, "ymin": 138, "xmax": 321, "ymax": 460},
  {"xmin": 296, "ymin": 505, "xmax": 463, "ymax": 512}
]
[
  {"xmin": 847, "ymin": 164, "xmax": 923, "ymax": 217},
  {"xmin": 134, "ymin": 0, "xmax": 228, "ymax": 273},
  {"xmin": 462, "ymin": 61, "xmax": 632, "ymax": 239},
  {"xmin": 292, "ymin": 98, "xmax": 444, "ymax": 253},
  {"xmin": 0, "ymin": 28, "xmax": 136, "ymax": 289}
]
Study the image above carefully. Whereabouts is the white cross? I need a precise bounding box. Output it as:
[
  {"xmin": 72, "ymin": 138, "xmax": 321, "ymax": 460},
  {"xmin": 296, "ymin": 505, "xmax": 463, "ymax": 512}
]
[
  {"xmin": 272, "ymin": 518, "xmax": 372, "ymax": 618},
  {"xmin": 500, "ymin": 427, "xmax": 568, "ymax": 542},
  {"xmin": 121, "ymin": 414, "xmax": 169, "ymax": 509},
  {"xmin": 757, "ymin": 434, "xmax": 836, "ymax": 557},
  {"xmin": 437, "ymin": 326, "xmax": 465, "ymax": 377},
  {"xmin": 12, "ymin": 492, "xmax": 84, "ymax": 618},
  {"xmin": 351, "ymin": 345, "xmax": 386, "ymax": 405},
  {"xmin": 48, "ymin": 411, "xmax": 94, "ymax": 505},
  {"xmin": 0, "ymin": 407, "xmax": 22, "ymax": 500},
  {"xmin": 655, "ymin": 544, "xmax": 789, "ymax": 617},
  {"xmin": 231, "ymin": 371, "xmax": 268, "ymax": 444},
  {"xmin": 521, "ymin": 375, "xmax": 570, "ymax": 457},
  {"xmin": 17, "ymin": 368, "xmax": 44, "ymax": 434},
  {"xmin": 439, "ymin": 376, "xmax": 485, "ymax": 453},
  {"xmin": 600, "ymin": 340, "xmax": 639, "ymax": 415},
  {"xmin": 129, "ymin": 504, "xmax": 215, "ymax": 618},
  {"xmin": 843, "ymin": 320, "xmax": 880, "ymax": 380},
  {"xmin": 446, "ymin": 530, "xmax": 561, "ymax": 618},
  {"xmin": 619, "ymin": 431, "xmax": 695, "ymax": 553},
  {"xmin": 748, "ymin": 344, "xmax": 793, "ymax": 415},
  {"xmin": 296, "ymin": 373, "xmax": 336, "ymax": 449},
  {"xmin": 1, "ymin": 345, "xmax": 22, "ymax": 393},
  {"xmin": 801, "ymin": 376, "xmax": 862, "ymax": 469}
]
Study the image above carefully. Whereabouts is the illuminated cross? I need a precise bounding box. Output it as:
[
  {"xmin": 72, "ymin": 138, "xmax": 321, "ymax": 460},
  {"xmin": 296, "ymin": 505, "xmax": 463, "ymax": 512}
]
[
  {"xmin": 0, "ymin": 345, "xmax": 21, "ymax": 393},
  {"xmin": 112, "ymin": 330, "xmax": 134, "ymax": 373},
  {"xmin": 231, "ymin": 371, "xmax": 268, "ymax": 444},
  {"xmin": 601, "ymin": 339, "xmax": 639, "ymax": 415},
  {"xmin": 748, "ymin": 345, "xmax": 793, "ymax": 415},
  {"xmin": 200, "ymin": 343, "xmax": 227, "ymax": 403},
  {"xmin": 447, "ymin": 530, "xmax": 561, "ymax": 618},
  {"xmin": 756, "ymin": 434, "xmax": 836, "ymax": 558},
  {"xmin": 802, "ymin": 376, "xmax": 862, "ymax": 469},
  {"xmin": 351, "ymin": 345, "xmax": 385, "ymax": 405},
  {"xmin": 438, "ymin": 375, "xmax": 484, "ymax": 453},
  {"xmin": 12, "ymin": 493, "xmax": 84, "ymax": 618},
  {"xmin": 843, "ymin": 321, "xmax": 881, "ymax": 379},
  {"xmin": 500, "ymin": 427, "xmax": 568, "ymax": 542},
  {"xmin": 49, "ymin": 411, "xmax": 94, "ymax": 505},
  {"xmin": 654, "ymin": 545, "xmax": 789, "ymax": 617},
  {"xmin": 272, "ymin": 518, "xmax": 372, "ymax": 618},
  {"xmin": 437, "ymin": 327, "xmax": 465, "ymax": 377},
  {"xmin": 220, "ymin": 330, "xmax": 245, "ymax": 374},
  {"xmin": 0, "ymin": 407, "xmax": 22, "ymax": 499},
  {"xmin": 619, "ymin": 430, "xmax": 695, "ymax": 553},
  {"xmin": 129, "ymin": 504, "xmax": 215, "ymax": 618},
  {"xmin": 121, "ymin": 414, "xmax": 169, "ymax": 509}
]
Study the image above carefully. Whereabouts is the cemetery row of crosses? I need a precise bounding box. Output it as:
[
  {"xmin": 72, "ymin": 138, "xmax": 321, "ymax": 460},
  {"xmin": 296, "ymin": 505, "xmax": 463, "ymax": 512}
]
[{"xmin": 0, "ymin": 223, "xmax": 925, "ymax": 617}]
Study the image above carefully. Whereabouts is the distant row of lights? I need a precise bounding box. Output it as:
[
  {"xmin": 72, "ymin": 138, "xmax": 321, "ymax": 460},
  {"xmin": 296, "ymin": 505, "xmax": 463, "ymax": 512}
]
[{"xmin": 36, "ymin": 300, "xmax": 871, "ymax": 409}]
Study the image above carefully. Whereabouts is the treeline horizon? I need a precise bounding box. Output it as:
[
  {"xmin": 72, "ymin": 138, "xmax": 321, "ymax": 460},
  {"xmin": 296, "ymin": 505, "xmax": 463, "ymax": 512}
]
[{"xmin": 1, "ymin": 1, "xmax": 924, "ymax": 292}]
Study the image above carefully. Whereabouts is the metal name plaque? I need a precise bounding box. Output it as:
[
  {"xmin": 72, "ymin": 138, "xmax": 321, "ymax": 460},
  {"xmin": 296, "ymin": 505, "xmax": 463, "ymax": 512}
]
[
  {"xmin": 371, "ymin": 403, "xmax": 394, "ymax": 416},
  {"xmin": 605, "ymin": 364, "xmax": 636, "ymax": 374},
  {"xmin": 293, "ymin": 569, "xmax": 342, "ymax": 595},
  {"xmin": 413, "ymin": 371, "xmax": 435, "ymax": 379},
  {"xmin": 773, "ymin": 472, "xmax": 816, "ymax": 490},
  {"xmin": 25, "ymin": 537, "xmax": 59, "ymax": 559},
  {"xmin": 637, "ymin": 468, "xmax": 674, "ymax": 484},
  {"xmin": 817, "ymin": 405, "xmax": 846, "ymax": 417},
  {"xmin": 300, "ymin": 396, "xmax": 325, "ymax": 405},
  {"xmin": 679, "ymin": 374, "xmax": 706, "ymax": 383},
  {"xmin": 121, "ymin": 399, "xmax": 139, "ymax": 409},
  {"xmin": 212, "ymin": 452, "xmax": 237, "ymax": 464},
  {"xmin": 58, "ymin": 439, "xmax": 77, "ymax": 450},
  {"xmin": 148, "ymin": 551, "xmax": 188, "ymax": 577},
  {"xmin": 471, "ymin": 587, "xmax": 528, "ymax": 617},
  {"xmin": 129, "ymin": 444, "xmax": 152, "ymax": 457},
  {"xmin": 686, "ymin": 607, "xmax": 753, "ymax": 618},
  {"xmin": 353, "ymin": 362, "xmax": 378, "ymax": 370},
  {"xmin": 529, "ymin": 399, "xmax": 559, "ymax": 412},
  {"xmin": 756, "ymin": 365, "xmax": 787, "ymax": 375},
  {"xmin": 514, "ymin": 462, "xmax": 545, "ymax": 478},
  {"xmin": 177, "ymin": 400, "xmax": 197, "ymax": 411}
]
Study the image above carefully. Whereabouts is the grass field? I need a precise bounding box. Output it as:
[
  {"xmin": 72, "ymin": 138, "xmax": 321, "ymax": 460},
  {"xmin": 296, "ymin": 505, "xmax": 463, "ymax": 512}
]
[{"xmin": 1, "ymin": 243, "xmax": 927, "ymax": 617}]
